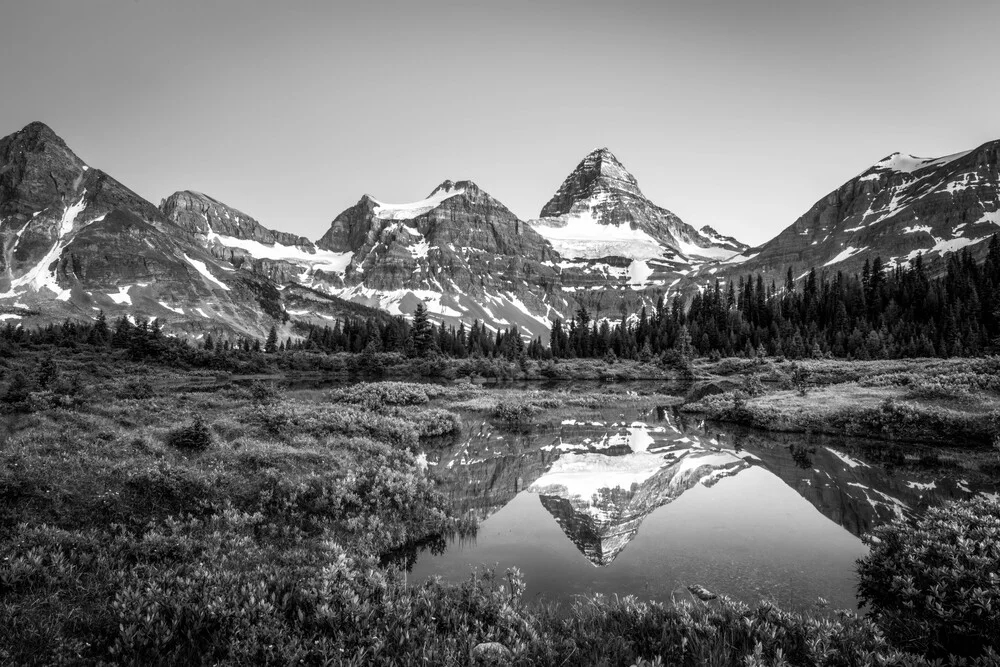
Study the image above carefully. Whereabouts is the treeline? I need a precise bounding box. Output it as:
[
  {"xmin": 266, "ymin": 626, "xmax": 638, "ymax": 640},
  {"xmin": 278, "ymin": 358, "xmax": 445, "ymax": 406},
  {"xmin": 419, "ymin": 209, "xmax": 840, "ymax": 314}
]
[
  {"xmin": 282, "ymin": 304, "xmax": 545, "ymax": 360},
  {"xmin": 0, "ymin": 301, "xmax": 546, "ymax": 368},
  {"xmin": 550, "ymin": 235, "xmax": 1000, "ymax": 361}
]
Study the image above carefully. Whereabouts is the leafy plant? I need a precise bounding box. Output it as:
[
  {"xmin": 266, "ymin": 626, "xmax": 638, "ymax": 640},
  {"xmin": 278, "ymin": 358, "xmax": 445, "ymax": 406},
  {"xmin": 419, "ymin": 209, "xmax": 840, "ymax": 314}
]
[
  {"xmin": 165, "ymin": 416, "xmax": 213, "ymax": 451},
  {"xmin": 858, "ymin": 496, "xmax": 1000, "ymax": 658}
]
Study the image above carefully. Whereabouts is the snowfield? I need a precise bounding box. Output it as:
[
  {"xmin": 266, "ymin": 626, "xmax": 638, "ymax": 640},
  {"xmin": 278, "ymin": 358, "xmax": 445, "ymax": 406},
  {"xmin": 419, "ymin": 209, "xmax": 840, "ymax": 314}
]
[
  {"xmin": 371, "ymin": 183, "xmax": 465, "ymax": 221},
  {"xmin": 206, "ymin": 232, "xmax": 353, "ymax": 274}
]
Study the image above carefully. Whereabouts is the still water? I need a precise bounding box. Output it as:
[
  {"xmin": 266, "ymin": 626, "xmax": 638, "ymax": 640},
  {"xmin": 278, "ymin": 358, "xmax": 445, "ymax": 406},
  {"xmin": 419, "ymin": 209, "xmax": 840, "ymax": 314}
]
[{"xmin": 409, "ymin": 403, "xmax": 986, "ymax": 611}]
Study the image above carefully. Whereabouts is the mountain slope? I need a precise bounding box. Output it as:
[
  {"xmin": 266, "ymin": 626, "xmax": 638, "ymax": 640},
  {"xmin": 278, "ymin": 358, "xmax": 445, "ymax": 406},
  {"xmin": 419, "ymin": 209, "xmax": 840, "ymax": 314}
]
[{"xmin": 691, "ymin": 141, "xmax": 1000, "ymax": 289}]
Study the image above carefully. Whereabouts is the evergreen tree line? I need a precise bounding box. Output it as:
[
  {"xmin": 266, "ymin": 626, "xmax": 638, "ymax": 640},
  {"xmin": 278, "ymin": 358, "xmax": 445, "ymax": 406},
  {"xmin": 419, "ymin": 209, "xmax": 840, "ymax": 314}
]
[
  {"xmin": 282, "ymin": 303, "xmax": 545, "ymax": 361},
  {"xmin": 549, "ymin": 236, "xmax": 1000, "ymax": 361}
]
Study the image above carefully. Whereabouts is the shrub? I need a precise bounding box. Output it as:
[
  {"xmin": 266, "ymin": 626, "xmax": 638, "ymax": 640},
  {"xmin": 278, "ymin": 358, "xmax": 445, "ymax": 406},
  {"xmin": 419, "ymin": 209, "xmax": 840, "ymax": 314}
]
[
  {"xmin": 247, "ymin": 380, "xmax": 280, "ymax": 404},
  {"xmin": 114, "ymin": 377, "xmax": 155, "ymax": 400},
  {"xmin": 857, "ymin": 496, "xmax": 1000, "ymax": 659},
  {"xmin": 165, "ymin": 416, "xmax": 213, "ymax": 451},
  {"xmin": 740, "ymin": 374, "xmax": 766, "ymax": 397},
  {"xmin": 386, "ymin": 407, "xmax": 463, "ymax": 438},
  {"xmin": 491, "ymin": 401, "xmax": 537, "ymax": 432},
  {"xmin": 329, "ymin": 381, "xmax": 430, "ymax": 410}
]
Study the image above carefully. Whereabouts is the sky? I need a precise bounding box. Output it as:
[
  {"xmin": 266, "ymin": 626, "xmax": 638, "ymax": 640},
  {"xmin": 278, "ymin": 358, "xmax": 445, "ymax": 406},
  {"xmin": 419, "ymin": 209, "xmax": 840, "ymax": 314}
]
[{"xmin": 1, "ymin": 0, "xmax": 998, "ymax": 246}]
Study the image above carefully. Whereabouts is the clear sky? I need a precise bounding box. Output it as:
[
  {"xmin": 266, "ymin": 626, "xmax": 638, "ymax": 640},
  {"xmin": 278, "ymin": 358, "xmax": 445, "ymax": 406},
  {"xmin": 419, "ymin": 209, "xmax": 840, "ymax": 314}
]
[{"xmin": 2, "ymin": 0, "xmax": 997, "ymax": 245}]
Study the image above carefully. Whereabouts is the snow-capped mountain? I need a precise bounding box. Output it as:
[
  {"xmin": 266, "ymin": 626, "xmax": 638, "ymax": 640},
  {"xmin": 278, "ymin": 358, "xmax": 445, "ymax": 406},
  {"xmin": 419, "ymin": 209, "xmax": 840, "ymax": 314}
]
[
  {"xmin": 691, "ymin": 140, "xmax": 1000, "ymax": 288},
  {"xmin": 312, "ymin": 180, "xmax": 574, "ymax": 339},
  {"xmin": 531, "ymin": 148, "xmax": 748, "ymax": 279}
]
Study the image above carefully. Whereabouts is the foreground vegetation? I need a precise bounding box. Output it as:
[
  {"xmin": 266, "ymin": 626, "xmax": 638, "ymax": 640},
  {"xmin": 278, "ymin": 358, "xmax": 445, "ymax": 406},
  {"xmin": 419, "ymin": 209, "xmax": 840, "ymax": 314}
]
[{"xmin": 2, "ymin": 354, "xmax": 999, "ymax": 664}]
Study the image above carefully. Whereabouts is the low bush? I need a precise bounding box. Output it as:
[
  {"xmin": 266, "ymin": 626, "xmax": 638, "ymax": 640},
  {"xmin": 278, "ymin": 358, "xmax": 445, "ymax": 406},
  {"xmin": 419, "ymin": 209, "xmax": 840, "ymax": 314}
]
[
  {"xmin": 329, "ymin": 381, "xmax": 430, "ymax": 410},
  {"xmin": 114, "ymin": 377, "xmax": 155, "ymax": 400},
  {"xmin": 858, "ymin": 496, "xmax": 1000, "ymax": 659},
  {"xmin": 385, "ymin": 407, "xmax": 462, "ymax": 438},
  {"xmin": 491, "ymin": 401, "xmax": 537, "ymax": 432},
  {"xmin": 165, "ymin": 416, "xmax": 213, "ymax": 451}
]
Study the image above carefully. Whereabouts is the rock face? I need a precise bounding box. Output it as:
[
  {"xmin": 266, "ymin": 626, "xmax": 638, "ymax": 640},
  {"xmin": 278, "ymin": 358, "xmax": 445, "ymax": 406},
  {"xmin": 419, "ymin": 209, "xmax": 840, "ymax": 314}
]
[
  {"xmin": 690, "ymin": 141, "xmax": 1000, "ymax": 290},
  {"xmin": 314, "ymin": 180, "xmax": 574, "ymax": 339}
]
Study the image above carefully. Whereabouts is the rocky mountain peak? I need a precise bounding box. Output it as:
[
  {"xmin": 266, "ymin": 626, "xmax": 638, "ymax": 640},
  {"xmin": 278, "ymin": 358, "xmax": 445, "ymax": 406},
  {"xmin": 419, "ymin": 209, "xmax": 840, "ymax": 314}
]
[
  {"xmin": 8, "ymin": 121, "xmax": 66, "ymax": 150},
  {"xmin": 540, "ymin": 148, "xmax": 643, "ymax": 218},
  {"xmin": 429, "ymin": 179, "xmax": 465, "ymax": 196},
  {"xmin": 160, "ymin": 190, "xmax": 312, "ymax": 248}
]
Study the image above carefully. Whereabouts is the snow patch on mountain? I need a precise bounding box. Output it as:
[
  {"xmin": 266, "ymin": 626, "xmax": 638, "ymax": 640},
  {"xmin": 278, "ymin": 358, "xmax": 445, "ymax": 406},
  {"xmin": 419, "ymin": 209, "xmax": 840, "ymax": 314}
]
[
  {"xmin": 207, "ymin": 231, "xmax": 353, "ymax": 274},
  {"xmin": 371, "ymin": 183, "xmax": 465, "ymax": 221},
  {"xmin": 675, "ymin": 237, "xmax": 740, "ymax": 262},
  {"xmin": 530, "ymin": 209, "xmax": 666, "ymax": 261},
  {"xmin": 107, "ymin": 285, "xmax": 132, "ymax": 305},
  {"xmin": 930, "ymin": 235, "xmax": 988, "ymax": 255},
  {"xmin": 627, "ymin": 259, "xmax": 653, "ymax": 285},
  {"xmin": 0, "ymin": 195, "xmax": 88, "ymax": 299},
  {"xmin": 875, "ymin": 150, "xmax": 973, "ymax": 175},
  {"xmin": 183, "ymin": 253, "xmax": 230, "ymax": 291},
  {"xmin": 823, "ymin": 246, "xmax": 868, "ymax": 267}
]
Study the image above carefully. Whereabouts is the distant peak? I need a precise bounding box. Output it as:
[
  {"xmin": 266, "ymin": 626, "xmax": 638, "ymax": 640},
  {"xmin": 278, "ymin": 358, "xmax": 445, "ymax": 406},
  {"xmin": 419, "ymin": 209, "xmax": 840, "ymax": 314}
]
[{"xmin": 429, "ymin": 179, "xmax": 477, "ymax": 197}]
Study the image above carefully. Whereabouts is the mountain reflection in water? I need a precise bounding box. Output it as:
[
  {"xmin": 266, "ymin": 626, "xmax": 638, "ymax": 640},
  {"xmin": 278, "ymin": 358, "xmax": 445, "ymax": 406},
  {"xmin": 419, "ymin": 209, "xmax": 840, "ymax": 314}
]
[{"xmin": 409, "ymin": 406, "xmax": 992, "ymax": 610}]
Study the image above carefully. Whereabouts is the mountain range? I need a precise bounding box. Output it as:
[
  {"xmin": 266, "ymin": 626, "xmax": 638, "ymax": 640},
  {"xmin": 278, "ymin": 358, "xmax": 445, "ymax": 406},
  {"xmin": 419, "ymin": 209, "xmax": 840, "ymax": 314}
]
[{"xmin": 2, "ymin": 121, "xmax": 997, "ymax": 340}]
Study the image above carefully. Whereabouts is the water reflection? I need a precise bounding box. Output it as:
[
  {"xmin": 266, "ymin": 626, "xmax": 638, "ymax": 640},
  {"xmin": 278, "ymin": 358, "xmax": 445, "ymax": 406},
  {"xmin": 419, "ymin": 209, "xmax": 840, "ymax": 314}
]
[{"xmin": 409, "ymin": 404, "xmax": 994, "ymax": 609}]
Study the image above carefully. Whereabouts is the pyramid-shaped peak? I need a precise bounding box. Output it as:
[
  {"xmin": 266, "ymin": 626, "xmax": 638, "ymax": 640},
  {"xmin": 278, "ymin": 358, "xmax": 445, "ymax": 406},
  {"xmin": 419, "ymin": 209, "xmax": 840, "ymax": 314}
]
[
  {"xmin": 539, "ymin": 148, "xmax": 644, "ymax": 218},
  {"xmin": 2, "ymin": 121, "xmax": 68, "ymax": 149}
]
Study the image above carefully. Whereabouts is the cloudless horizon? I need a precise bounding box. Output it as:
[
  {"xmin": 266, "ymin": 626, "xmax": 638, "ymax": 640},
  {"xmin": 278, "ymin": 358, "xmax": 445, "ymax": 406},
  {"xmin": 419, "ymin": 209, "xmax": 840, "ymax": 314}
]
[{"xmin": 2, "ymin": 0, "xmax": 998, "ymax": 245}]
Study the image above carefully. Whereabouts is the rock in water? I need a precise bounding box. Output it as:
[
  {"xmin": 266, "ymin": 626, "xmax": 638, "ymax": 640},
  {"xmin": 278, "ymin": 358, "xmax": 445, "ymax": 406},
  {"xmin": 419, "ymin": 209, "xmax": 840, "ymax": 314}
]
[{"xmin": 687, "ymin": 584, "xmax": 718, "ymax": 601}]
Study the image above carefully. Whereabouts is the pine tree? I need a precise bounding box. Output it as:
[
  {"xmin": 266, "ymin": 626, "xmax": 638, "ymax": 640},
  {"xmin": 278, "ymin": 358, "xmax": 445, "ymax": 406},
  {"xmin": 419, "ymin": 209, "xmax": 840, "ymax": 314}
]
[
  {"xmin": 410, "ymin": 302, "xmax": 434, "ymax": 357},
  {"xmin": 265, "ymin": 325, "xmax": 278, "ymax": 353}
]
